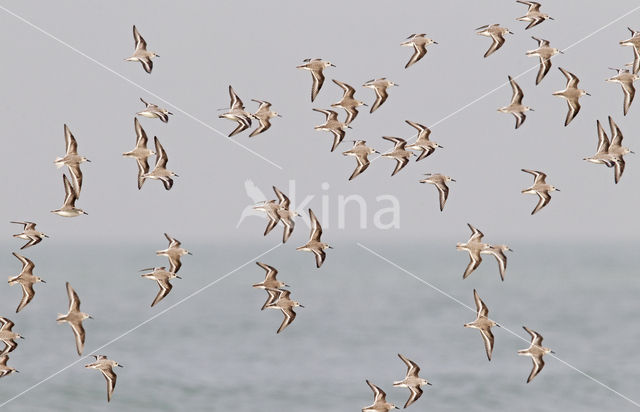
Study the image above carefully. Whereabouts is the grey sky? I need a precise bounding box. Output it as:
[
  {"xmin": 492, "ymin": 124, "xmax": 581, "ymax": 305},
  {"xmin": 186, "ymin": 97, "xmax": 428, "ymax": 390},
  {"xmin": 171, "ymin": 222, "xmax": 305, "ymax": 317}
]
[{"xmin": 0, "ymin": 0, "xmax": 639, "ymax": 245}]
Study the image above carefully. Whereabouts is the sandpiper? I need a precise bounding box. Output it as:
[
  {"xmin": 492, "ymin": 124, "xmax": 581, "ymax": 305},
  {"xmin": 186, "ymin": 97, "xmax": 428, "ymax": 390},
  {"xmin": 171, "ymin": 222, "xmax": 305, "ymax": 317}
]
[
  {"xmin": 123, "ymin": 118, "xmax": 156, "ymax": 190},
  {"xmin": 607, "ymin": 116, "xmax": 634, "ymax": 183},
  {"xmin": 606, "ymin": 67, "xmax": 639, "ymax": 116},
  {"xmin": 362, "ymin": 380, "xmax": 399, "ymax": 412},
  {"xmin": 584, "ymin": 120, "xmax": 619, "ymax": 181},
  {"xmin": 518, "ymin": 326, "xmax": 553, "ymax": 383},
  {"xmin": 0, "ymin": 356, "xmax": 18, "ymax": 378},
  {"xmin": 11, "ymin": 221, "xmax": 48, "ymax": 249},
  {"xmin": 401, "ymin": 34, "xmax": 437, "ymax": 69},
  {"xmin": 249, "ymin": 99, "xmax": 281, "ymax": 137},
  {"xmin": 381, "ymin": 136, "xmax": 414, "ymax": 176},
  {"xmin": 498, "ymin": 76, "xmax": 533, "ymax": 129},
  {"xmin": 393, "ymin": 354, "xmax": 431, "ymax": 408},
  {"xmin": 464, "ymin": 289, "xmax": 498, "ymax": 360},
  {"xmin": 137, "ymin": 98, "xmax": 172, "ymax": 123},
  {"xmin": 516, "ymin": 1, "xmax": 554, "ymax": 30},
  {"xmin": 552, "ymin": 67, "xmax": 589, "ymax": 126},
  {"xmin": 54, "ymin": 124, "xmax": 90, "ymax": 197},
  {"xmin": 8, "ymin": 252, "xmax": 45, "ymax": 313},
  {"xmin": 405, "ymin": 120, "xmax": 443, "ymax": 161},
  {"xmin": 313, "ymin": 108, "xmax": 349, "ymax": 152},
  {"xmin": 143, "ymin": 137, "xmax": 178, "ymax": 190},
  {"xmin": 156, "ymin": 233, "xmax": 191, "ymax": 274},
  {"xmin": 620, "ymin": 27, "xmax": 640, "ymax": 74},
  {"xmin": 521, "ymin": 169, "xmax": 559, "ymax": 215},
  {"xmin": 0, "ymin": 317, "xmax": 22, "ymax": 356},
  {"xmin": 296, "ymin": 58, "xmax": 335, "ymax": 102},
  {"xmin": 343, "ymin": 140, "xmax": 378, "ymax": 181},
  {"xmin": 51, "ymin": 174, "xmax": 87, "ymax": 217},
  {"xmin": 331, "ymin": 79, "xmax": 367, "ymax": 125},
  {"xmin": 125, "ymin": 25, "xmax": 159, "ymax": 73},
  {"xmin": 254, "ymin": 199, "xmax": 281, "ymax": 237},
  {"xmin": 526, "ymin": 37, "xmax": 561, "ymax": 85},
  {"xmin": 419, "ymin": 173, "xmax": 455, "ymax": 211},
  {"xmin": 363, "ymin": 78, "xmax": 398, "ymax": 113},
  {"xmin": 252, "ymin": 262, "xmax": 289, "ymax": 310},
  {"xmin": 85, "ymin": 355, "xmax": 123, "ymax": 402},
  {"xmin": 219, "ymin": 86, "xmax": 252, "ymax": 137},
  {"xmin": 456, "ymin": 223, "xmax": 488, "ymax": 279},
  {"xmin": 296, "ymin": 208, "xmax": 331, "ymax": 268},
  {"xmin": 265, "ymin": 289, "xmax": 303, "ymax": 334},
  {"xmin": 140, "ymin": 267, "xmax": 181, "ymax": 307},
  {"xmin": 476, "ymin": 24, "xmax": 513, "ymax": 58},
  {"xmin": 273, "ymin": 186, "xmax": 300, "ymax": 243},
  {"xmin": 480, "ymin": 245, "xmax": 512, "ymax": 281},
  {"xmin": 57, "ymin": 282, "xmax": 92, "ymax": 356}
]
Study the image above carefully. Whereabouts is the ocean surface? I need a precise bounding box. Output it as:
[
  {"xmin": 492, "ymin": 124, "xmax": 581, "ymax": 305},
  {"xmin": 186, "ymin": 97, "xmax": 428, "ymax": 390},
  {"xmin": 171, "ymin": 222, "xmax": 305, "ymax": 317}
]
[{"xmin": 0, "ymin": 240, "xmax": 638, "ymax": 411}]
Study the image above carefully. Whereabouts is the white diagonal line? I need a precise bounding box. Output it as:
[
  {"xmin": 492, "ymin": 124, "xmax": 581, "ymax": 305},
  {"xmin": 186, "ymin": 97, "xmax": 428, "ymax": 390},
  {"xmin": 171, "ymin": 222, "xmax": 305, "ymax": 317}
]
[
  {"xmin": 0, "ymin": 4, "xmax": 283, "ymax": 170},
  {"xmin": 0, "ymin": 242, "xmax": 282, "ymax": 408},
  {"xmin": 370, "ymin": 4, "xmax": 640, "ymax": 163},
  {"xmin": 357, "ymin": 242, "xmax": 640, "ymax": 409}
]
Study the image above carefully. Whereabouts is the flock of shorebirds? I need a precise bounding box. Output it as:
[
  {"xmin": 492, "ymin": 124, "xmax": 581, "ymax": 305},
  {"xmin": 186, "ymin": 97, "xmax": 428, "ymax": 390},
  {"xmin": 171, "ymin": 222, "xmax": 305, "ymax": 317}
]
[{"xmin": 1, "ymin": 1, "xmax": 637, "ymax": 409}]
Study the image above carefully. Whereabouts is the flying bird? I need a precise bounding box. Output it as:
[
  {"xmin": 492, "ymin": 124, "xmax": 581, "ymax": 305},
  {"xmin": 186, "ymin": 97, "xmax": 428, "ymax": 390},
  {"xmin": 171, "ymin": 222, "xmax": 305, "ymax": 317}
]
[
  {"xmin": 54, "ymin": 124, "xmax": 90, "ymax": 197},
  {"xmin": 404, "ymin": 120, "xmax": 443, "ymax": 161},
  {"xmin": 552, "ymin": 67, "xmax": 589, "ymax": 126},
  {"xmin": 363, "ymin": 78, "xmax": 398, "ymax": 113},
  {"xmin": 142, "ymin": 137, "xmax": 178, "ymax": 190},
  {"xmin": 498, "ymin": 76, "xmax": 533, "ymax": 129},
  {"xmin": 252, "ymin": 262, "xmax": 289, "ymax": 310},
  {"xmin": 521, "ymin": 169, "xmax": 559, "ymax": 215},
  {"xmin": 51, "ymin": 174, "xmax": 87, "ymax": 217},
  {"xmin": 476, "ymin": 24, "xmax": 512, "ymax": 58},
  {"xmin": 480, "ymin": 245, "xmax": 512, "ymax": 281},
  {"xmin": 219, "ymin": 86, "xmax": 252, "ymax": 137},
  {"xmin": 125, "ymin": 25, "xmax": 159, "ymax": 73},
  {"xmin": 137, "ymin": 98, "xmax": 172, "ymax": 123},
  {"xmin": 123, "ymin": 118, "xmax": 156, "ymax": 189},
  {"xmin": 331, "ymin": 79, "xmax": 367, "ymax": 125},
  {"xmin": 456, "ymin": 224, "xmax": 488, "ymax": 279},
  {"xmin": 381, "ymin": 136, "xmax": 413, "ymax": 176},
  {"xmin": 0, "ymin": 355, "xmax": 18, "ymax": 378},
  {"xmin": 526, "ymin": 37, "xmax": 562, "ymax": 85},
  {"xmin": 296, "ymin": 58, "xmax": 335, "ymax": 102},
  {"xmin": 516, "ymin": 1, "xmax": 554, "ymax": 30},
  {"xmin": 249, "ymin": 99, "xmax": 281, "ymax": 137},
  {"xmin": 265, "ymin": 289, "xmax": 303, "ymax": 334},
  {"xmin": 392, "ymin": 354, "xmax": 432, "ymax": 408},
  {"xmin": 156, "ymin": 233, "xmax": 192, "ymax": 274},
  {"xmin": 518, "ymin": 326, "xmax": 553, "ymax": 383},
  {"xmin": 342, "ymin": 140, "xmax": 378, "ymax": 181},
  {"xmin": 0, "ymin": 317, "xmax": 23, "ymax": 356},
  {"xmin": 85, "ymin": 355, "xmax": 123, "ymax": 402},
  {"xmin": 140, "ymin": 267, "xmax": 181, "ymax": 307},
  {"xmin": 606, "ymin": 67, "xmax": 639, "ymax": 116},
  {"xmin": 313, "ymin": 108, "xmax": 349, "ymax": 152},
  {"xmin": 57, "ymin": 282, "xmax": 92, "ymax": 355},
  {"xmin": 8, "ymin": 252, "xmax": 45, "ymax": 313},
  {"xmin": 464, "ymin": 289, "xmax": 498, "ymax": 360},
  {"xmin": 606, "ymin": 116, "xmax": 634, "ymax": 183},
  {"xmin": 10, "ymin": 221, "xmax": 48, "ymax": 249},
  {"xmin": 419, "ymin": 173, "xmax": 455, "ymax": 211},
  {"xmin": 620, "ymin": 27, "xmax": 640, "ymax": 74},
  {"xmin": 401, "ymin": 33, "xmax": 437, "ymax": 69},
  {"xmin": 273, "ymin": 186, "xmax": 299, "ymax": 243},
  {"xmin": 362, "ymin": 380, "xmax": 398, "ymax": 412},
  {"xmin": 296, "ymin": 209, "xmax": 331, "ymax": 268}
]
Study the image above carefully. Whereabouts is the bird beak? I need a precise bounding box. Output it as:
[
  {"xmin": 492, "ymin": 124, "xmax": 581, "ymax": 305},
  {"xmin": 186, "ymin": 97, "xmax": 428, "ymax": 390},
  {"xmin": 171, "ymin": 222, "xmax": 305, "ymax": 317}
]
[
  {"xmin": 86, "ymin": 159, "xmax": 92, "ymax": 162},
  {"xmin": 88, "ymin": 315, "xmax": 94, "ymax": 319},
  {"xmin": 176, "ymin": 275, "xmax": 182, "ymax": 279},
  {"xmin": 508, "ymin": 31, "xmax": 514, "ymax": 34},
  {"xmin": 14, "ymin": 370, "xmax": 19, "ymax": 373},
  {"xmin": 330, "ymin": 63, "xmax": 336, "ymax": 67},
  {"xmin": 328, "ymin": 245, "xmax": 334, "ymax": 249},
  {"xmin": 168, "ymin": 111, "xmax": 173, "ymax": 115},
  {"xmin": 277, "ymin": 114, "xmax": 283, "ymax": 118},
  {"xmin": 117, "ymin": 364, "xmax": 124, "ymax": 368},
  {"xmin": 43, "ymin": 234, "xmax": 50, "ymax": 238},
  {"xmin": 451, "ymin": 179, "xmax": 456, "ymax": 182},
  {"xmin": 427, "ymin": 382, "xmax": 432, "ymax": 386},
  {"xmin": 299, "ymin": 305, "xmax": 305, "ymax": 308},
  {"xmin": 373, "ymin": 150, "xmax": 380, "ymax": 154},
  {"xmin": 433, "ymin": 41, "xmax": 438, "ymax": 44},
  {"xmin": 529, "ymin": 108, "xmax": 535, "ymax": 111},
  {"xmin": 19, "ymin": 336, "xmax": 24, "ymax": 339},
  {"xmin": 188, "ymin": 252, "xmax": 193, "ymax": 255},
  {"xmin": 550, "ymin": 351, "xmax": 556, "ymax": 354},
  {"xmin": 508, "ymin": 248, "xmax": 514, "ymax": 252},
  {"xmin": 394, "ymin": 84, "xmax": 400, "ymax": 87},
  {"xmin": 41, "ymin": 280, "xmax": 46, "ymax": 283},
  {"xmin": 586, "ymin": 92, "xmax": 591, "ymax": 96},
  {"xmin": 555, "ymin": 189, "xmax": 561, "ymax": 192},
  {"xmin": 558, "ymin": 50, "xmax": 564, "ymax": 54}
]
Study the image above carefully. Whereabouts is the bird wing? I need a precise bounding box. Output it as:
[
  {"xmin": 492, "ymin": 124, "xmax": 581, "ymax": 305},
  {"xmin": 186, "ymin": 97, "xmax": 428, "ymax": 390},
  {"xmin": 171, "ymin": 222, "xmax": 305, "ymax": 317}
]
[
  {"xmin": 527, "ymin": 356, "xmax": 545, "ymax": 383},
  {"xmin": 404, "ymin": 386, "xmax": 423, "ymax": 409},
  {"xmin": 463, "ymin": 251, "xmax": 482, "ymax": 279},
  {"xmin": 480, "ymin": 328, "xmax": 495, "ymax": 361},
  {"xmin": 468, "ymin": 224, "xmax": 484, "ymax": 242},
  {"xmin": 277, "ymin": 307, "xmax": 297, "ymax": 334},
  {"xmin": 536, "ymin": 56, "xmax": 552, "ymax": 85},
  {"xmin": 559, "ymin": 67, "xmax": 579, "ymax": 88},
  {"xmin": 398, "ymin": 353, "xmax": 421, "ymax": 377},
  {"xmin": 370, "ymin": 86, "xmax": 389, "ymax": 113},
  {"xmin": 228, "ymin": 86, "xmax": 244, "ymax": 110},
  {"xmin": 313, "ymin": 248, "xmax": 327, "ymax": 269},
  {"xmin": 434, "ymin": 181, "xmax": 449, "ymax": 211},
  {"xmin": 13, "ymin": 252, "xmax": 34, "ymax": 273},
  {"xmin": 66, "ymin": 282, "xmax": 82, "ymax": 313},
  {"xmin": 308, "ymin": 209, "xmax": 323, "ymax": 242},
  {"xmin": 405, "ymin": 43, "xmax": 427, "ymax": 69},
  {"xmin": 68, "ymin": 163, "xmax": 83, "ymax": 197},
  {"xmin": 257, "ymin": 262, "xmax": 278, "ymax": 282},
  {"xmin": 64, "ymin": 124, "xmax": 78, "ymax": 155},
  {"xmin": 310, "ymin": 68, "xmax": 325, "ymax": 102},
  {"xmin": 151, "ymin": 279, "xmax": 173, "ymax": 307},
  {"xmin": 613, "ymin": 157, "xmax": 626, "ymax": 184},
  {"xmin": 596, "ymin": 120, "xmax": 610, "ymax": 153},
  {"xmin": 272, "ymin": 186, "xmax": 290, "ymax": 209},
  {"xmin": 16, "ymin": 282, "xmax": 36, "ymax": 313},
  {"xmin": 473, "ymin": 289, "xmax": 489, "ymax": 317},
  {"xmin": 133, "ymin": 25, "xmax": 147, "ymax": 50},
  {"xmin": 485, "ymin": 33, "xmax": 505, "ymax": 58},
  {"xmin": 509, "ymin": 76, "xmax": 524, "ymax": 105},
  {"xmin": 621, "ymin": 80, "xmax": 636, "ymax": 115},
  {"xmin": 521, "ymin": 169, "xmax": 547, "ymax": 184},
  {"xmin": 532, "ymin": 191, "xmax": 551, "ymax": 215},
  {"xmin": 101, "ymin": 367, "xmax": 117, "ymax": 402},
  {"xmin": 134, "ymin": 118, "xmax": 149, "ymax": 148},
  {"xmin": 513, "ymin": 112, "xmax": 527, "ymax": 129},
  {"xmin": 69, "ymin": 320, "xmax": 86, "ymax": 356},
  {"xmin": 564, "ymin": 97, "xmax": 581, "ymax": 126},
  {"xmin": 153, "ymin": 137, "xmax": 169, "ymax": 169}
]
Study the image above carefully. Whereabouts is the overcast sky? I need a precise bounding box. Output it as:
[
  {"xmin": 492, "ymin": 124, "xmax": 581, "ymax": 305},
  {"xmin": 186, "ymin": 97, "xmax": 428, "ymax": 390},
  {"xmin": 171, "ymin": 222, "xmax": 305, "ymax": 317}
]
[{"xmin": 0, "ymin": 0, "xmax": 638, "ymax": 245}]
